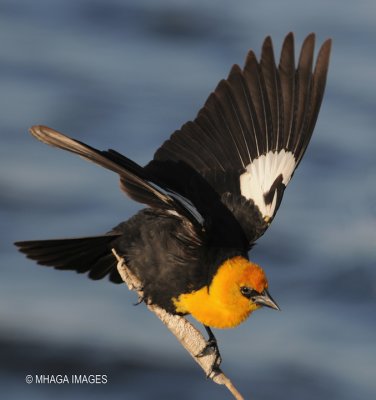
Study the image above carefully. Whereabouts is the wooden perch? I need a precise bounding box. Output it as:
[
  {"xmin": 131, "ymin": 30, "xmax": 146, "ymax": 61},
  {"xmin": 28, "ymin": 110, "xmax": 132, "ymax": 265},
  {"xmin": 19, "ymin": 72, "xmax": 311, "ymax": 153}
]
[{"xmin": 112, "ymin": 249, "xmax": 245, "ymax": 400}]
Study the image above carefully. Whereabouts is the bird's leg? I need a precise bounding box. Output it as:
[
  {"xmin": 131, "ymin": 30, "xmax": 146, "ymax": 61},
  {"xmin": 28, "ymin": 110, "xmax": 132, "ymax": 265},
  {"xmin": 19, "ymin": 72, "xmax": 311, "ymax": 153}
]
[
  {"xmin": 133, "ymin": 294, "xmax": 145, "ymax": 306},
  {"xmin": 132, "ymin": 286, "xmax": 145, "ymax": 305},
  {"xmin": 196, "ymin": 325, "xmax": 222, "ymax": 376}
]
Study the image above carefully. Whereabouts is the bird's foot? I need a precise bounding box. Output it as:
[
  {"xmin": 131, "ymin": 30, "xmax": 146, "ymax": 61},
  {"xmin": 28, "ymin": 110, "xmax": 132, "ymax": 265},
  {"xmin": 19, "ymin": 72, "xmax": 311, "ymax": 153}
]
[
  {"xmin": 133, "ymin": 288, "xmax": 145, "ymax": 306},
  {"xmin": 196, "ymin": 337, "xmax": 222, "ymax": 378}
]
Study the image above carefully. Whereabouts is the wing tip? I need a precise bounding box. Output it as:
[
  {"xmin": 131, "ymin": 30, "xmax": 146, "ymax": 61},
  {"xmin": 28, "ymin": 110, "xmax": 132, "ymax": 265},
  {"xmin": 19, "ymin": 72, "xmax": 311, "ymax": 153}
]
[
  {"xmin": 298, "ymin": 33, "xmax": 316, "ymax": 65},
  {"xmin": 261, "ymin": 35, "xmax": 275, "ymax": 62},
  {"xmin": 262, "ymin": 35, "xmax": 273, "ymax": 50},
  {"xmin": 228, "ymin": 63, "xmax": 242, "ymax": 77},
  {"xmin": 318, "ymin": 37, "xmax": 333, "ymax": 63},
  {"xmin": 28, "ymin": 124, "xmax": 66, "ymax": 147},
  {"xmin": 243, "ymin": 49, "xmax": 258, "ymax": 71},
  {"xmin": 304, "ymin": 32, "xmax": 316, "ymax": 43},
  {"xmin": 285, "ymin": 31, "xmax": 294, "ymax": 40},
  {"xmin": 29, "ymin": 124, "xmax": 45, "ymax": 141}
]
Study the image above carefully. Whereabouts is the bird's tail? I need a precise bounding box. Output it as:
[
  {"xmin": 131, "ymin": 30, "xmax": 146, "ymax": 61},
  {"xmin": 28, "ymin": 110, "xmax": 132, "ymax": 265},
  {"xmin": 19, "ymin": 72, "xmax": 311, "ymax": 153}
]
[{"xmin": 15, "ymin": 233, "xmax": 123, "ymax": 283}]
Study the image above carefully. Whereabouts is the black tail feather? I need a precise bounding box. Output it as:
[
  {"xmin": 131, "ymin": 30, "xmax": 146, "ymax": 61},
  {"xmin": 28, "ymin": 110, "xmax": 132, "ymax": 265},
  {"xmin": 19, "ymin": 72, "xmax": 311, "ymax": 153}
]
[{"xmin": 15, "ymin": 234, "xmax": 123, "ymax": 284}]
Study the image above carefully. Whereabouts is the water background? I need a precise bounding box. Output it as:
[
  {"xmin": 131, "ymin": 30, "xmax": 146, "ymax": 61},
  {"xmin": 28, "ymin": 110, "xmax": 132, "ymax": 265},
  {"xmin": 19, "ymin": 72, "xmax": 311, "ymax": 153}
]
[{"xmin": 1, "ymin": 1, "xmax": 375, "ymax": 399}]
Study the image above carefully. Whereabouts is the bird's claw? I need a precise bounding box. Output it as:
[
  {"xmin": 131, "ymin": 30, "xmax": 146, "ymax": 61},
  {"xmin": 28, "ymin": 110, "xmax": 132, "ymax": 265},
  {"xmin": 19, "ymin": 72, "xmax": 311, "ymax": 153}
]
[
  {"xmin": 196, "ymin": 338, "xmax": 222, "ymax": 378},
  {"xmin": 133, "ymin": 289, "xmax": 145, "ymax": 306},
  {"xmin": 196, "ymin": 338, "xmax": 217, "ymax": 357}
]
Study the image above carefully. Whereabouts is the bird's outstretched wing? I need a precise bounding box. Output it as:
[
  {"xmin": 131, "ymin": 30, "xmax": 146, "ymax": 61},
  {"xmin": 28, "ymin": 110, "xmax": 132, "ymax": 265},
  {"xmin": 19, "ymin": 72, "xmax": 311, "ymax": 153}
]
[
  {"xmin": 148, "ymin": 33, "xmax": 332, "ymax": 244},
  {"xmin": 29, "ymin": 126, "xmax": 205, "ymax": 233}
]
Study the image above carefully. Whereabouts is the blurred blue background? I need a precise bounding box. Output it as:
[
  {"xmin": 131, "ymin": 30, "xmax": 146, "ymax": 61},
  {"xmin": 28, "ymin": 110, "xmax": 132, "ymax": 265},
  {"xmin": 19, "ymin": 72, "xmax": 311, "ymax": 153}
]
[{"xmin": 1, "ymin": 0, "xmax": 375, "ymax": 399}]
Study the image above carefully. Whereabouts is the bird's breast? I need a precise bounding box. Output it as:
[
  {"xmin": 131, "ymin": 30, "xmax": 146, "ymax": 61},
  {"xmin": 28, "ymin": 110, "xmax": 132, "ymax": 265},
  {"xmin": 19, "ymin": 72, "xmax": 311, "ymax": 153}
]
[{"xmin": 173, "ymin": 285, "xmax": 255, "ymax": 329}]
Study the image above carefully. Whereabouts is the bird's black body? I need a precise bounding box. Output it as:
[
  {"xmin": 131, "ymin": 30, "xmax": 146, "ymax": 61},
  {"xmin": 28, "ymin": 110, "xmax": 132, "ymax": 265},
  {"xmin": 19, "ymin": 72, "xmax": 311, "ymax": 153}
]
[
  {"xmin": 19, "ymin": 206, "xmax": 250, "ymax": 314},
  {"xmin": 15, "ymin": 33, "xmax": 331, "ymax": 320},
  {"xmin": 114, "ymin": 210, "xmax": 209, "ymax": 313}
]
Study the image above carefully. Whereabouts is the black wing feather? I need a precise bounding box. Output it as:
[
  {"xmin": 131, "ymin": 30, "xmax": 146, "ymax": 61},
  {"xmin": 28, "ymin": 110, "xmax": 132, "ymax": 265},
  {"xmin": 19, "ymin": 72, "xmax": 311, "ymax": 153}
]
[
  {"xmin": 260, "ymin": 36, "xmax": 282, "ymax": 151},
  {"xmin": 302, "ymin": 38, "xmax": 332, "ymax": 163},
  {"xmin": 279, "ymin": 33, "xmax": 296, "ymax": 150},
  {"xmin": 226, "ymin": 65, "xmax": 260, "ymax": 160},
  {"xmin": 29, "ymin": 126, "xmax": 204, "ymax": 230},
  {"xmin": 289, "ymin": 34, "xmax": 315, "ymax": 153},
  {"xmin": 151, "ymin": 33, "xmax": 332, "ymax": 245}
]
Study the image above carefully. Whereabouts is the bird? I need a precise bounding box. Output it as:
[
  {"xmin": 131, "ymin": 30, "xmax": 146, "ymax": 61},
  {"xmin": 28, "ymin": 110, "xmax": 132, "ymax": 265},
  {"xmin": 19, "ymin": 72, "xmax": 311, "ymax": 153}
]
[{"xmin": 15, "ymin": 32, "xmax": 331, "ymax": 373}]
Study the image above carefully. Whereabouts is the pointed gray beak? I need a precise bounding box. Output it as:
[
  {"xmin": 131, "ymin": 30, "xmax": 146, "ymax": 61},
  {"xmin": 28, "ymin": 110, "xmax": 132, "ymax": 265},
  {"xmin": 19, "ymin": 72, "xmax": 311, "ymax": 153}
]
[{"xmin": 253, "ymin": 288, "xmax": 280, "ymax": 311}]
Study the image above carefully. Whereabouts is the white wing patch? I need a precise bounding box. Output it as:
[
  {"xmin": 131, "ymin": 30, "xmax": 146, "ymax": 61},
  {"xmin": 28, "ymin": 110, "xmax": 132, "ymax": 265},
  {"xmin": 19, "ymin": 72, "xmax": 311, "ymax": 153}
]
[
  {"xmin": 168, "ymin": 190, "xmax": 205, "ymax": 225},
  {"xmin": 240, "ymin": 150, "xmax": 296, "ymax": 220},
  {"xmin": 148, "ymin": 180, "xmax": 204, "ymax": 225}
]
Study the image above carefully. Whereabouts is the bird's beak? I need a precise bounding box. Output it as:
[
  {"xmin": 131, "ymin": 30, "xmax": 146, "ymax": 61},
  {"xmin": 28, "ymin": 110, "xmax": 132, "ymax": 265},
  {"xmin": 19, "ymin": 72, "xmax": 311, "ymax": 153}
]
[{"xmin": 253, "ymin": 288, "xmax": 280, "ymax": 311}]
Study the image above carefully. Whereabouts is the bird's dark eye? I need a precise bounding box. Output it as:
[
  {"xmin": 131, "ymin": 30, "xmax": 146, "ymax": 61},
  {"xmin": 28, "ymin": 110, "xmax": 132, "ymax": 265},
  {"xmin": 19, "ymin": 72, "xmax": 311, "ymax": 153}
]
[{"xmin": 240, "ymin": 286, "xmax": 258, "ymax": 299}]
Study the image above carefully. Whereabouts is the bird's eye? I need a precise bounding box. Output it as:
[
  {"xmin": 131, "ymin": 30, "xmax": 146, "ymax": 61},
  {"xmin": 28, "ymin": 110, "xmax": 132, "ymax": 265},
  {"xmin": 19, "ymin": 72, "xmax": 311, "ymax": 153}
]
[{"xmin": 240, "ymin": 286, "xmax": 258, "ymax": 299}]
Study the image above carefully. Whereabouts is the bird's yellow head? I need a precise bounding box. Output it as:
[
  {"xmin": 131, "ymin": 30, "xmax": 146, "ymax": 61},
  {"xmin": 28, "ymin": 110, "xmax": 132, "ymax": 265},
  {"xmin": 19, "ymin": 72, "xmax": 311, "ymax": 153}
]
[{"xmin": 173, "ymin": 256, "xmax": 279, "ymax": 329}]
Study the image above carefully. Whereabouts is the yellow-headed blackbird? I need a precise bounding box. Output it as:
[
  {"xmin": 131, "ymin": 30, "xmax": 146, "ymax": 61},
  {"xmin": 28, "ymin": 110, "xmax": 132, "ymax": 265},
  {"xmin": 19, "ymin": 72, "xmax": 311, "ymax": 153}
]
[{"xmin": 15, "ymin": 33, "xmax": 331, "ymax": 371}]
